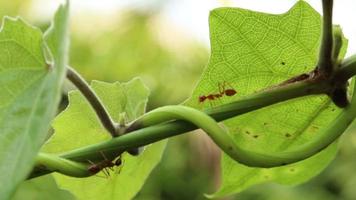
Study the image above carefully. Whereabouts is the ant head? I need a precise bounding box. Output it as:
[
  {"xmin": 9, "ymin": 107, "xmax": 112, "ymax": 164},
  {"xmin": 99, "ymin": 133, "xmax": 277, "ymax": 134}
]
[
  {"xmin": 115, "ymin": 158, "xmax": 122, "ymax": 166},
  {"xmin": 199, "ymin": 95, "xmax": 207, "ymax": 102}
]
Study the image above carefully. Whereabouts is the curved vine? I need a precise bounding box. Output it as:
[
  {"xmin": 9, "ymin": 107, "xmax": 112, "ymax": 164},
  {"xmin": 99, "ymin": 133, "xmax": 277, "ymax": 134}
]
[
  {"xmin": 127, "ymin": 95, "xmax": 356, "ymax": 167},
  {"xmin": 32, "ymin": 86, "xmax": 356, "ymax": 178}
]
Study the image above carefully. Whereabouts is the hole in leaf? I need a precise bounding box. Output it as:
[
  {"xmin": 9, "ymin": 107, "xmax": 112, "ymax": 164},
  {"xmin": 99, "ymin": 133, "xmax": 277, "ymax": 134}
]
[
  {"xmin": 281, "ymin": 61, "xmax": 286, "ymax": 65},
  {"xmin": 253, "ymin": 135, "xmax": 259, "ymax": 139},
  {"xmin": 245, "ymin": 131, "xmax": 250, "ymax": 135},
  {"xmin": 285, "ymin": 133, "xmax": 292, "ymax": 138}
]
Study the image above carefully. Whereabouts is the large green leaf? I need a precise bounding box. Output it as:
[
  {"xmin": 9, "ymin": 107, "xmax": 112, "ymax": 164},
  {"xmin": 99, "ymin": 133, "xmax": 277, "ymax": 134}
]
[
  {"xmin": 43, "ymin": 78, "xmax": 167, "ymax": 200},
  {"xmin": 11, "ymin": 175, "xmax": 75, "ymax": 200},
  {"xmin": 185, "ymin": 1, "xmax": 348, "ymax": 197},
  {"xmin": 0, "ymin": 2, "xmax": 69, "ymax": 198}
]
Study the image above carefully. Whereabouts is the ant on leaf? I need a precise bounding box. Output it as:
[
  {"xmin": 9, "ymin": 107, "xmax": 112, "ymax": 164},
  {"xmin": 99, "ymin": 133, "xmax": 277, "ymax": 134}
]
[{"xmin": 198, "ymin": 82, "xmax": 237, "ymax": 104}]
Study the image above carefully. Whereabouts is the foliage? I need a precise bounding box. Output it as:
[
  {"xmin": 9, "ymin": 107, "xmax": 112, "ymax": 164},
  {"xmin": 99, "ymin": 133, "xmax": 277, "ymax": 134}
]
[
  {"xmin": 12, "ymin": 175, "xmax": 75, "ymax": 200},
  {"xmin": 0, "ymin": 2, "xmax": 68, "ymax": 198},
  {"xmin": 186, "ymin": 2, "xmax": 349, "ymax": 197},
  {"xmin": 0, "ymin": 0, "xmax": 355, "ymax": 199},
  {"xmin": 43, "ymin": 79, "xmax": 167, "ymax": 200}
]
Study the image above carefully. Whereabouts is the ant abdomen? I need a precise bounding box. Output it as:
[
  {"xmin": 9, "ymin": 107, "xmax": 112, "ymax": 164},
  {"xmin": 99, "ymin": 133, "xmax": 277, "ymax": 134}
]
[{"xmin": 225, "ymin": 89, "xmax": 237, "ymax": 96}]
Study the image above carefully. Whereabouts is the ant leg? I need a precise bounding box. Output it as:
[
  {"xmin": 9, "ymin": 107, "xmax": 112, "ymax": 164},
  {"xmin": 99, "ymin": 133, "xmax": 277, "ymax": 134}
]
[
  {"xmin": 103, "ymin": 168, "xmax": 111, "ymax": 178},
  {"xmin": 116, "ymin": 166, "xmax": 123, "ymax": 174},
  {"xmin": 208, "ymin": 100, "xmax": 213, "ymax": 108},
  {"xmin": 217, "ymin": 96, "xmax": 223, "ymax": 105},
  {"xmin": 100, "ymin": 151, "xmax": 109, "ymax": 161},
  {"xmin": 219, "ymin": 82, "xmax": 226, "ymax": 95},
  {"xmin": 94, "ymin": 174, "xmax": 106, "ymax": 179},
  {"xmin": 225, "ymin": 81, "xmax": 235, "ymax": 89},
  {"xmin": 100, "ymin": 151, "xmax": 115, "ymax": 173},
  {"xmin": 107, "ymin": 164, "xmax": 116, "ymax": 173},
  {"xmin": 211, "ymin": 99, "xmax": 219, "ymax": 108},
  {"xmin": 217, "ymin": 82, "xmax": 222, "ymax": 94},
  {"xmin": 87, "ymin": 159, "xmax": 95, "ymax": 165}
]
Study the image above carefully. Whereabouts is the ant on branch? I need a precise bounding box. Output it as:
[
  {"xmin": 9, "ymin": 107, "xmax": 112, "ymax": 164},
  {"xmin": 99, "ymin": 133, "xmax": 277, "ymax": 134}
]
[
  {"xmin": 199, "ymin": 82, "xmax": 237, "ymax": 103},
  {"xmin": 87, "ymin": 152, "xmax": 122, "ymax": 177}
]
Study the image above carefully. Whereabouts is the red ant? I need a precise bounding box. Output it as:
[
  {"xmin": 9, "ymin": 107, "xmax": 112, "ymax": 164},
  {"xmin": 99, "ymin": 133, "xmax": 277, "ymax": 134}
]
[
  {"xmin": 88, "ymin": 152, "xmax": 122, "ymax": 177},
  {"xmin": 199, "ymin": 82, "xmax": 237, "ymax": 103}
]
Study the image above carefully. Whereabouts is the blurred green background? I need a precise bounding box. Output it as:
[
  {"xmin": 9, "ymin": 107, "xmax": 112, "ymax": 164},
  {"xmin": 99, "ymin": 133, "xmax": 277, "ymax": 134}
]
[{"xmin": 3, "ymin": 1, "xmax": 356, "ymax": 199}]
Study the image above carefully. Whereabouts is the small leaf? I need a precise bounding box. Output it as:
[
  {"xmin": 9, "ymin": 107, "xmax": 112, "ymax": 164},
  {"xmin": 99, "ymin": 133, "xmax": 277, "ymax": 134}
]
[
  {"xmin": 0, "ymin": 2, "xmax": 69, "ymax": 198},
  {"xmin": 43, "ymin": 78, "xmax": 167, "ymax": 200},
  {"xmin": 185, "ymin": 1, "xmax": 350, "ymax": 197}
]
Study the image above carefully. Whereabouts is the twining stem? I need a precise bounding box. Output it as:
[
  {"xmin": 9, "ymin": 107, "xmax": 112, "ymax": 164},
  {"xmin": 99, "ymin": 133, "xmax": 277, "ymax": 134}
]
[
  {"xmin": 29, "ymin": 79, "xmax": 325, "ymax": 178},
  {"xmin": 66, "ymin": 66, "xmax": 117, "ymax": 137},
  {"xmin": 30, "ymin": 153, "xmax": 92, "ymax": 178},
  {"xmin": 318, "ymin": 0, "xmax": 334, "ymax": 76},
  {"xmin": 55, "ymin": 79, "xmax": 329, "ymax": 163},
  {"xmin": 28, "ymin": 0, "xmax": 356, "ymax": 178},
  {"xmin": 29, "ymin": 54, "xmax": 356, "ymax": 178}
]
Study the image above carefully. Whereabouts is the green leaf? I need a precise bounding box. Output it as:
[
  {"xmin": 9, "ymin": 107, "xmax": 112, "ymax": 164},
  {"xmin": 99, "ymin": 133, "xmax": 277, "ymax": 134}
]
[
  {"xmin": 12, "ymin": 175, "xmax": 75, "ymax": 200},
  {"xmin": 185, "ymin": 1, "xmax": 348, "ymax": 197},
  {"xmin": 43, "ymin": 78, "xmax": 167, "ymax": 200},
  {"xmin": 0, "ymin": 2, "xmax": 69, "ymax": 198}
]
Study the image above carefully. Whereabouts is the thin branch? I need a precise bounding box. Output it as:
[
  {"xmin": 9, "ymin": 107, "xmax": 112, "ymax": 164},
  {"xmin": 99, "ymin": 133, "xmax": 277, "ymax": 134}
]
[
  {"xmin": 66, "ymin": 66, "xmax": 117, "ymax": 137},
  {"xmin": 317, "ymin": 0, "xmax": 334, "ymax": 76}
]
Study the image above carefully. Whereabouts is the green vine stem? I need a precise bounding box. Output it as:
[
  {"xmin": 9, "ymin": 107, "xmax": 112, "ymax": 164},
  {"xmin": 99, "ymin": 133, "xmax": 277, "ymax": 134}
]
[
  {"xmin": 25, "ymin": 0, "xmax": 356, "ymax": 179},
  {"xmin": 335, "ymin": 55, "xmax": 356, "ymax": 81},
  {"xmin": 29, "ymin": 153, "xmax": 92, "ymax": 178},
  {"xmin": 61, "ymin": 79, "xmax": 326, "ymax": 160},
  {"xmin": 126, "ymin": 101, "xmax": 356, "ymax": 167},
  {"xmin": 318, "ymin": 0, "xmax": 334, "ymax": 76},
  {"xmin": 66, "ymin": 66, "xmax": 118, "ymax": 137},
  {"xmin": 28, "ymin": 76, "xmax": 328, "ymax": 178},
  {"xmin": 29, "ymin": 63, "xmax": 356, "ymax": 178}
]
